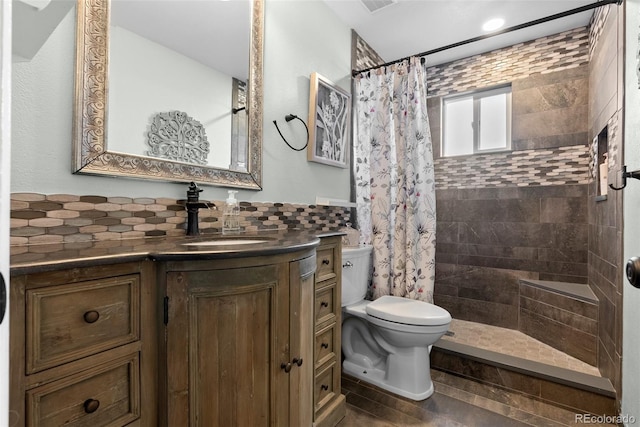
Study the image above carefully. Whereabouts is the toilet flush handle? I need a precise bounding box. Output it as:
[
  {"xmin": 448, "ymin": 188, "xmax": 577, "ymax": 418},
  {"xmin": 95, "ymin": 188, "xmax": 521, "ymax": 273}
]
[{"xmin": 343, "ymin": 261, "xmax": 353, "ymax": 268}]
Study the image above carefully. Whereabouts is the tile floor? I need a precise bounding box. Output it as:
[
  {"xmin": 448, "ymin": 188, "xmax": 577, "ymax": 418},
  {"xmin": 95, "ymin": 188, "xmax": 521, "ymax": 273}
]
[
  {"xmin": 337, "ymin": 319, "xmax": 614, "ymax": 426},
  {"xmin": 338, "ymin": 371, "xmax": 616, "ymax": 426}
]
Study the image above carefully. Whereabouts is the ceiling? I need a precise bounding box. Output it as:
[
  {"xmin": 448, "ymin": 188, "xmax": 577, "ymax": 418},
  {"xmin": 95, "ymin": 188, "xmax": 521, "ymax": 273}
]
[{"xmin": 323, "ymin": 0, "xmax": 604, "ymax": 70}]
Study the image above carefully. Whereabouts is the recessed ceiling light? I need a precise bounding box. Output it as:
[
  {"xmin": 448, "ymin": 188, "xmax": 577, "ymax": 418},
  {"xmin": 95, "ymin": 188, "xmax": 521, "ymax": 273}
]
[{"xmin": 482, "ymin": 18, "xmax": 505, "ymax": 32}]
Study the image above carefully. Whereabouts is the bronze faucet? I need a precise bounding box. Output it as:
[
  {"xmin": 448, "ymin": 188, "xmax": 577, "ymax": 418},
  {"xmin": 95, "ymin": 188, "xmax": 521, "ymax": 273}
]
[{"xmin": 182, "ymin": 182, "xmax": 215, "ymax": 236}]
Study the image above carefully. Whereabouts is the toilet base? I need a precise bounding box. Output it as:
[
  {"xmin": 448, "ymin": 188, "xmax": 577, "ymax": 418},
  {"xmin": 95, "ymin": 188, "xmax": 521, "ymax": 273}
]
[{"xmin": 343, "ymin": 359, "xmax": 434, "ymax": 401}]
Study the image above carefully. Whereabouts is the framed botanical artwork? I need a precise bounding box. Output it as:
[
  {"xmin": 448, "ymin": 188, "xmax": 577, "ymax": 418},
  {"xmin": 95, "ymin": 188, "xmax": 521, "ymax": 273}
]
[{"xmin": 307, "ymin": 72, "xmax": 351, "ymax": 168}]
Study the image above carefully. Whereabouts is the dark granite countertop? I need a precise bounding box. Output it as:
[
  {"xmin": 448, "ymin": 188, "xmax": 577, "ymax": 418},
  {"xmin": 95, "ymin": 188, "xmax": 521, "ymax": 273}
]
[{"xmin": 10, "ymin": 229, "xmax": 344, "ymax": 276}]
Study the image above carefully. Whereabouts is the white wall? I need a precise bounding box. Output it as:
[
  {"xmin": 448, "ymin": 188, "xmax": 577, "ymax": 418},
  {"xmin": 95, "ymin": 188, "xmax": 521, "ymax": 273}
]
[
  {"xmin": 12, "ymin": 0, "xmax": 352, "ymax": 204},
  {"xmin": 623, "ymin": 0, "xmax": 640, "ymax": 423}
]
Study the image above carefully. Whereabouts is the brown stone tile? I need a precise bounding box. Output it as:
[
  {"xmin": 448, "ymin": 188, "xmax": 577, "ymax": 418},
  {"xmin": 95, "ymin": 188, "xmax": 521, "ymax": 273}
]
[
  {"xmin": 122, "ymin": 203, "xmax": 147, "ymax": 212},
  {"xmin": 79, "ymin": 225, "xmax": 108, "ymax": 234},
  {"xmin": 10, "ymin": 219, "xmax": 28, "ymax": 229},
  {"xmin": 94, "ymin": 202, "xmax": 121, "ymax": 212},
  {"xmin": 121, "ymin": 217, "xmax": 146, "ymax": 226},
  {"xmin": 12, "ymin": 211, "xmax": 46, "ymax": 220},
  {"xmin": 133, "ymin": 197, "xmax": 155, "ymax": 205},
  {"xmin": 28, "ymin": 235, "xmax": 64, "ymax": 245},
  {"xmin": 519, "ymin": 310, "xmax": 597, "ymax": 365},
  {"xmin": 121, "ymin": 231, "xmax": 146, "ymax": 239},
  {"xmin": 93, "ymin": 232, "xmax": 122, "ymax": 240},
  {"xmin": 63, "ymin": 234, "xmax": 93, "ymax": 244},
  {"xmin": 11, "ymin": 200, "xmax": 29, "ymax": 210},
  {"xmin": 28, "ymin": 218, "xmax": 64, "ymax": 228},
  {"xmin": 336, "ymin": 404, "xmax": 398, "ymax": 427},
  {"xmin": 48, "ymin": 226, "xmax": 80, "ymax": 236},
  {"xmin": 540, "ymin": 380, "xmax": 616, "ymax": 415},
  {"xmin": 64, "ymin": 201, "xmax": 96, "ymax": 211},
  {"xmin": 79, "ymin": 210, "xmax": 107, "ymax": 219},
  {"xmin": 47, "ymin": 209, "xmax": 80, "ymax": 219},
  {"xmin": 107, "ymin": 225, "xmax": 133, "ymax": 233},
  {"xmin": 107, "ymin": 197, "xmax": 133, "ymax": 204},
  {"xmin": 46, "ymin": 194, "xmax": 80, "ymax": 202},
  {"xmin": 10, "ymin": 238, "xmax": 28, "ymax": 248},
  {"xmin": 80, "ymin": 196, "xmax": 108, "ymax": 203},
  {"xmin": 11, "ymin": 193, "xmax": 45, "ymax": 202},
  {"xmin": 11, "ymin": 227, "xmax": 45, "ymax": 237},
  {"xmin": 94, "ymin": 217, "xmax": 121, "ymax": 226},
  {"xmin": 520, "ymin": 296, "xmax": 597, "ymax": 334}
]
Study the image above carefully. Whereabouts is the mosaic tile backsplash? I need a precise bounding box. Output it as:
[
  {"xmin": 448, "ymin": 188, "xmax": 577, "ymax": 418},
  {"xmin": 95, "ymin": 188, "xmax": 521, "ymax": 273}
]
[{"xmin": 10, "ymin": 193, "xmax": 351, "ymax": 246}]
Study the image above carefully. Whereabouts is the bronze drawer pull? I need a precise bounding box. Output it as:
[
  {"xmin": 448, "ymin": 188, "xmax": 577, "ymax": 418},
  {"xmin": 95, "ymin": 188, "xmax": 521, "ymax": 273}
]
[
  {"xmin": 321, "ymin": 384, "xmax": 329, "ymax": 391},
  {"xmin": 83, "ymin": 398, "xmax": 100, "ymax": 414},
  {"xmin": 83, "ymin": 310, "xmax": 100, "ymax": 324},
  {"xmin": 320, "ymin": 301, "xmax": 329, "ymax": 308},
  {"xmin": 292, "ymin": 357, "xmax": 303, "ymax": 367},
  {"xmin": 322, "ymin": 259, "xmax": 330, "ymax": 265},
  {"xmin": 321, "ymin": 342, "xmax": 329, "ymax": 349},
  {"xmin": 280, "ymin": 362, "xmax": 292, "ymax": 373}
]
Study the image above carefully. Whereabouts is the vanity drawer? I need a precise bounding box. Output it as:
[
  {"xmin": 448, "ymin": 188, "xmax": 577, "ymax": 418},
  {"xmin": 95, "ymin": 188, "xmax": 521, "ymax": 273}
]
[
  {"xmin": 26, "ymin": 353, "xmax": 140, "ymax": 427},
  {"xmin": 26, "ymin": 275, "xmax": 140, "ymax": 374},
  {"xmin": 316, "ymin": 247, "xmax": 337, "ymax": 282},
  {"xmin": 315, "ymin": 284, "xmax": 337, "ymax": 326},
  {"xmin": 314, "ymin": 361, "xmax": 338, "ymax": 415},
  {"xmin": 315, "ymin": 324, "xmax": 336, "ymax": 368}
]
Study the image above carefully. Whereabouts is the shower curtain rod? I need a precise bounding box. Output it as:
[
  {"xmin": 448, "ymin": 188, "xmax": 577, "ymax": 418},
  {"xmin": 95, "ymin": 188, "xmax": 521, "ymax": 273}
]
[{"xmin": 351, "ymin": 0, "xmax": 623, "ymax": 77}]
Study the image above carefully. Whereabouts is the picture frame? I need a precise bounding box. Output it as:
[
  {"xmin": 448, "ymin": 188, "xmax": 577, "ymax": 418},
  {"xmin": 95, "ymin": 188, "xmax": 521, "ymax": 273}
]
[{"xmin": 307, "ymin": 72, "xmax": 351, "ymax": 168}]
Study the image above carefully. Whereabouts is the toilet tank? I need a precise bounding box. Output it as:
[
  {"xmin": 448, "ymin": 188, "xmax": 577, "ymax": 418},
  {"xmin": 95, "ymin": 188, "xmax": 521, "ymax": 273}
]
[{"xmin": 341, "ymin": 245, "xmax": 373, "ymax": 307}]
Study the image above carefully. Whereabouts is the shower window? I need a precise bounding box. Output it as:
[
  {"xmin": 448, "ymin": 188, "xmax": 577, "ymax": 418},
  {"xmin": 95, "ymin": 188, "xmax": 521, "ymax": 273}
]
[{"xmin": 441, "ymin": 85, "xmax": 512, "ymax": 157}]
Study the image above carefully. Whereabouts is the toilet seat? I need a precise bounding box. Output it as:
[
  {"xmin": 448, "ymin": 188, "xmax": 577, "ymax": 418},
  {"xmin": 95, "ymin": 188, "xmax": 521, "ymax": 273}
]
[{"xmin": 366, "ymin": 295, "xmax": 451, "ymax": 326}]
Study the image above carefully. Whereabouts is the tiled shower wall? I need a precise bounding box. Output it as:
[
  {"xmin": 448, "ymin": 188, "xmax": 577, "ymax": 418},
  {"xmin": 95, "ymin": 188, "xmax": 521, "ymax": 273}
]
[
  {"xmin": 426, "ymin": 31, "xmax": 591, "ymax": 331},
  {"xmin": 10, "ymin": 193, "xmax": 350, "ymax": 246},
  {"xmin": 587, "ymin": 4, "xmax": 623, "ymax": 395}
]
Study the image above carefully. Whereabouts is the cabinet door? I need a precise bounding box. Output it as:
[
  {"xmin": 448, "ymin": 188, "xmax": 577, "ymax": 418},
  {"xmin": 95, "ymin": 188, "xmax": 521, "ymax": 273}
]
[
  {"xmin": 165, "ymin": 264, "xmax": 289, "ymax": 427},
  {"xmin": 288, "ymin": 256, "xmax": 315, "ymax": 427}
]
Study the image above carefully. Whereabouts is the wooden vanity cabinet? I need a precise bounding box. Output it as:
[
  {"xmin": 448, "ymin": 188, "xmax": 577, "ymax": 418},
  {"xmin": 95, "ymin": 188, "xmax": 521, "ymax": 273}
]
[
  {"xmin": 160, "ymin": 249, "xmax": 316, "ymax": 426},
  {"xmin": 9, "ymin": 261, "xmax": 158, "ymax": 427},
  {"xmin": 313, "ymin": 236, "xmax": 346, "ymax": 427}
]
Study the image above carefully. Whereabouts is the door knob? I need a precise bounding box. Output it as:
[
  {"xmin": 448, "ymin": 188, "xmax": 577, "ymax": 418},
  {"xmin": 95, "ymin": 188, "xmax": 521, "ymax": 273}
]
[{"xmin": 626, "ymin": 257, "xmax": 640, "ymax": 289}]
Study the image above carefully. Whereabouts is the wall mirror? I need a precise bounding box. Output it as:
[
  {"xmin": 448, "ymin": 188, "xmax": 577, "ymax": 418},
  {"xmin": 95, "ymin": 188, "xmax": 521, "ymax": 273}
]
[{"xmin": 73, "ymin": 0, "xmax": 263, "ymax": 189}]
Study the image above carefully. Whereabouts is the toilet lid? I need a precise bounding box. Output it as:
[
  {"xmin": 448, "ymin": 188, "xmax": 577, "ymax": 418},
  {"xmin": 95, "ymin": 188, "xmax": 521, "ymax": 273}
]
[{"xmin": 365, "ymin": 295, "xmax": 451, "ymax": 326}]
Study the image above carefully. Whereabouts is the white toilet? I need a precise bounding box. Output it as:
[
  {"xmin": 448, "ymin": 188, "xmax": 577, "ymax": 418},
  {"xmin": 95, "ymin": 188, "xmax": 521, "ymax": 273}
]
[{"xmin": 341, "ymin": 245, "xmax": 451, "ymax": 401}]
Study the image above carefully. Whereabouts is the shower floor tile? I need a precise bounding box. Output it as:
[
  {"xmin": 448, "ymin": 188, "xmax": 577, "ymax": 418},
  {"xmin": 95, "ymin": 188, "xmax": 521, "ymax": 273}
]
[{"xmin": 441, "ymin": 318, "xmax": 601, "ymax": 377}]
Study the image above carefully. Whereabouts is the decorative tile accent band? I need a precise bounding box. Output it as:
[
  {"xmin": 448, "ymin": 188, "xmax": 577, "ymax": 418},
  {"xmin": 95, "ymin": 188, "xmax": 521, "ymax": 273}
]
[
  {"xmin": 10, "ymin": 194, "xmax": 351, "ymax": 246},
  {"xmin": 353, "ymin": 30, "xmax": 385, "ymax": 71},
  {"xmin": 588, "ymin": 5, "xmax": 610, "ymax": 61},
  {"xmin": 426, "ymin": 27, "xmax": 589, "ymax": 98},
  {"xmin": 434, "ymin": 145, "xmax": 590, "ymax": 189}
]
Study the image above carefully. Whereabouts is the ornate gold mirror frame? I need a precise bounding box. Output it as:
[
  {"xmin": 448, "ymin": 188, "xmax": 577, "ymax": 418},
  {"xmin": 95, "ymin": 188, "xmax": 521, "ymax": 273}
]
[{"xmin": 72, "ymin": 0, "xmax": 263, "ymax": 189}]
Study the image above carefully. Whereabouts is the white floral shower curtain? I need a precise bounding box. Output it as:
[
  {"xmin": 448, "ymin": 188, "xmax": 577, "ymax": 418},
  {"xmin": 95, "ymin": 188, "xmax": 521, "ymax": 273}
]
[{"xmin": 353, "ymin": 58, "xmax": 436, "ymax": 303}]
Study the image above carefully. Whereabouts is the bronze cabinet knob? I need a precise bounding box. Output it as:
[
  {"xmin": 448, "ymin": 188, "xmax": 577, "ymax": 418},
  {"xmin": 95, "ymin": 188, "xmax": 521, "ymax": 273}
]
[
  {"xmin": 280, "ymin": 362, "xmax": 292, "ymax": 373},
  {"xmin": 83, "ymin": 310, "xmax": 100, "ymax": 324},
  {"xmin": 83, "ymin": 399, "xmax": 100, "ymax": 413}
]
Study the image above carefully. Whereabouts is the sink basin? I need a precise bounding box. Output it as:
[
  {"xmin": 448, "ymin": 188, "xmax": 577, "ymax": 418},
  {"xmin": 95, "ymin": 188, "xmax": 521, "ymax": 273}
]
[{"xmin": 183, "ymin": 239, "xmax": 268, "ymax": 247}]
